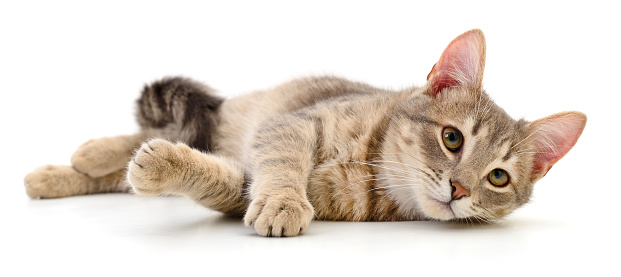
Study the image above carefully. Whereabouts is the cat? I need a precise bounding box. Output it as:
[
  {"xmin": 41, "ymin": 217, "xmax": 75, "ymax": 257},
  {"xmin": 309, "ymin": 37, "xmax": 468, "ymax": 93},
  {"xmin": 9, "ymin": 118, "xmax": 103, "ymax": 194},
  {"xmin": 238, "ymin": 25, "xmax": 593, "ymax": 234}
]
[{"xmin": 24, "ymin": 29, "xmax": 586, "ymax": 237}]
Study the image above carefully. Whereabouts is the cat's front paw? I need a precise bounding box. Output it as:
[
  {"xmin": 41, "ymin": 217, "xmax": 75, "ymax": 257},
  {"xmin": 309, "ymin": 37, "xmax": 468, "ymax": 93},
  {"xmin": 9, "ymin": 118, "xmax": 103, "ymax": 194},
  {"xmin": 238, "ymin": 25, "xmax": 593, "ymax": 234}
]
[
  {"xmin": 244, "ymin": 189, "xmax": 315, "ymax": 237},
  {"xmin": 127, "ymin": 139, "xmax": 190, "ymax": 196}
]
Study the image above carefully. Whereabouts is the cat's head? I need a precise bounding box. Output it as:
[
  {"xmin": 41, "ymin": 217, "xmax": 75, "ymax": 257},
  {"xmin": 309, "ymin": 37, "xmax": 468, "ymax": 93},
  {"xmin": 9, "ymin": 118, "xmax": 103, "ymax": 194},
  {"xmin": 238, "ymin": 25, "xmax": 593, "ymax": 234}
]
[{"xmin": 385, "ymin": 29, "xmax": 586, "ymax": 221}]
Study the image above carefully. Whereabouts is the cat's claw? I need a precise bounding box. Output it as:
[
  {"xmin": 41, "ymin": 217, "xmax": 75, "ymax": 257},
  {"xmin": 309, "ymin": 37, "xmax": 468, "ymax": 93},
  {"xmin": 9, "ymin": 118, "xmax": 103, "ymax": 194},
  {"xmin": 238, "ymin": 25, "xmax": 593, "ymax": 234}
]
[{"xmin": 244, "ymin": 190, "xmax": 314, "ymax": 237}]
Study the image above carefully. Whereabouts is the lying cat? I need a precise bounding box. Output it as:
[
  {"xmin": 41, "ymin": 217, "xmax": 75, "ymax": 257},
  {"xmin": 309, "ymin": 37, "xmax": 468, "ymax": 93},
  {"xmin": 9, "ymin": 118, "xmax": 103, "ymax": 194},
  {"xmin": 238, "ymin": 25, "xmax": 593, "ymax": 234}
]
[{"xmin": 24, "ymin": 29, "xmax": 586, "ymax": 237}]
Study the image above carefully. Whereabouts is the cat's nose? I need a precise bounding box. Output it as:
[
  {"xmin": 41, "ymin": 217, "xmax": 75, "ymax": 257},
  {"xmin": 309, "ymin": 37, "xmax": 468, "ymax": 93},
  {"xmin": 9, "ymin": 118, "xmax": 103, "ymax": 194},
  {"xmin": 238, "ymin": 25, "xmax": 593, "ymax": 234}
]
[{"xmin": 451, "ymin": 181, "xmax": 470, "ymax": 200}]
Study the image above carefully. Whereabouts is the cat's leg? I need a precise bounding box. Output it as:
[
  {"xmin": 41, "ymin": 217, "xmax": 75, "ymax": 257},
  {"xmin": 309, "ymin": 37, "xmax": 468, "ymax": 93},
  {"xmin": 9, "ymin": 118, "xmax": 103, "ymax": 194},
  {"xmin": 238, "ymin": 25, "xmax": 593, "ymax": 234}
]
[
  {"xmin": 71, "ymin": 133, "xmax": 149, "ymax": 178},
  {"xmin": 243, "ymin": 116, "xmax": 318, "ymax": 237},
  {"xmin": 127, "ymin": 139, "xmax": 249, "ymax": 216},
  {"xmin": 24, "ymin": 166, "xmax": 129, "ymax": 199},
  {"xmin": 24, "ymin": 133, "xmax": 147, "ymax": 198}
]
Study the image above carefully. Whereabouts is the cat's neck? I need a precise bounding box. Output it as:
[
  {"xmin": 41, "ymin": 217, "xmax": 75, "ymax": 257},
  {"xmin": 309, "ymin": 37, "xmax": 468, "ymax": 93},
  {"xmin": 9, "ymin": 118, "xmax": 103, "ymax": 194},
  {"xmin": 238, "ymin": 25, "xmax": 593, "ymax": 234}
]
[{"xmin": 372, "ymin": 96, "xmax": 428, "ymax": 220}]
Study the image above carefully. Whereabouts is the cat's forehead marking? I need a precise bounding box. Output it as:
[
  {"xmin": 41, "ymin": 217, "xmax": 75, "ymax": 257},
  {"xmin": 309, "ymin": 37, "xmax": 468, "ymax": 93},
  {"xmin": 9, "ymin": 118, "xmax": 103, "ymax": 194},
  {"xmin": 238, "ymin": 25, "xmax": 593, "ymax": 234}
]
[
  {"xmin": 461, "ymin": 118, "xmax": 479, "ymax": 161},
  {"xmin": 471, "ymin": 118, "xmax": 484, "ymax": 136},
  {"xmin": 502, "ymin": 145, "xmax": 515, "ymax": 162},
  {"xmin": 484, "ymin": 142, "xmax": 518, "ymax": 176}
]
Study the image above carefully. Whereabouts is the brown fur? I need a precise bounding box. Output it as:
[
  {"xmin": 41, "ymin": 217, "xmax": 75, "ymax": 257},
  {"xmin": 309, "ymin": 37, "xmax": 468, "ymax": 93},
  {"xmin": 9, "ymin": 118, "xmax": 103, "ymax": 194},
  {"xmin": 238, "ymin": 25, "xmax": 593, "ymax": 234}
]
[{"xmin": 24, "ymin": 29, "xmax": 586, "ymax": 237}]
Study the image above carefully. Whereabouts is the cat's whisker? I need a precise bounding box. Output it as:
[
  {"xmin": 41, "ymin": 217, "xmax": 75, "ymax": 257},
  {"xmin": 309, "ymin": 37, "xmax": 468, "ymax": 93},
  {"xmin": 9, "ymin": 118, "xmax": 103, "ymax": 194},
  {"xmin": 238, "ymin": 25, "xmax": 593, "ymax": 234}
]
[
  {"xmin": 514, "ymin": 151, "xmax": 557, "ymax": 155},
  {"xmin": 511, "ymin": 125, "xmax": 562, "ymax": 156},
  {"xmin": 368, "ymin": 183, "xmax": 415, "ymax": 193},
  {"xmin": 472, "ymin": 204, "xmax": 498, "ymax": 224},
  {"xmin": 382, "ymin": 169, "xmax": 439, "ymax": 187},
  {"xmin": 344, "ymin": 177, "xmax": 418, "ymax": 194},
  {"xmin": 511, "ymin": 127, "xmax": 541, "ymax": 150},
  {"xmin": 382, "ymin": 185, "xmax": 419, "ymax": 202},
  {"xmin": 481, "ymin": 94, "xmax": 492, "ymax": 117},
  {"xmin": 470, "ymin": 216, "xmax": 479, "ymax": 227},
  {"xmin": 473, "ymin": 89, "xmax": 486, "ymax": 123},
  {"xmin": 368, "ymin": 152, "xmax": 435, "ymax": 172},
  {"xmin": 514, "ymin": 146, "xmax": 556, "ymax": 151},
  {"xmin": 339, "ymin": 160, "xmax": 414, "ymax": 177},
  {"xmin": 373, "ymin": 159, "xmax": 426, "ymax": 171},
  {"xmin": 328, "ymin": 171, "xmax": 399, "ymax": 200},
  {"xmin": 472, "ymin": 215, "xmax": 490, "ymax": 225},
  {"xmin": 368, "ymin": 153, "xmax": 442, "ymax": 187},
  {"xmin": 382, "ymin": 110, "xmax": 411, "ymax": 135},
  {"xmin": 513, "ymin": 148, "xmax": 560, "ymax": 157},
  {"xmin": 373, "ymin": 159, "xmax": 441, "ymax": 183},
  {"xmin": 329, "ymin": 175, "xmax": 378, "ymax": 200},
  {"xmin": 378, "ymin": 176, "xmax": 429, "ymax": 185},
  {"xmin": 328, "ymin": 165, "xmax": 427, "ymax": 200}
]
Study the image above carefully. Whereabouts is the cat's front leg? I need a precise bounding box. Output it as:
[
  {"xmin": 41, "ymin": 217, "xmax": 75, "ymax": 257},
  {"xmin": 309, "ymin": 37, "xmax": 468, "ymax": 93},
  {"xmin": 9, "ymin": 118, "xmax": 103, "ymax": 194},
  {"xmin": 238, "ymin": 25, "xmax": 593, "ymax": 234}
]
[
  {"xmin": 127, "ymin": 139, "xmax": 249, "ymax": 216},
  {"xmin": 243, "ymin": 116, "xmax": 319, "ymax": 237}
]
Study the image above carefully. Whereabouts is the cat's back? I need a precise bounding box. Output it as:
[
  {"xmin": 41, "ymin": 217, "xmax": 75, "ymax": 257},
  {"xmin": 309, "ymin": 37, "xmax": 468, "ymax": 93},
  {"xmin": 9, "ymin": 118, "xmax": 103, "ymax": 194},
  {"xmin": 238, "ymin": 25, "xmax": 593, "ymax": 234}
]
[{"xmin": 213, "ymin": 76, "xmax": 392, "ymax": 160}]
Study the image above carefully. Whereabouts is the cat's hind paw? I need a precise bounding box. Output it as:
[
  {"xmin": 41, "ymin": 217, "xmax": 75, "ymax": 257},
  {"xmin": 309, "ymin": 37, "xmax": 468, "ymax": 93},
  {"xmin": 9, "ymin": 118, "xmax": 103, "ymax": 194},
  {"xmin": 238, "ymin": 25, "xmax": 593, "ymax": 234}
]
[
  {"xmin": 71, "ymin": 137, "xmax": 134, "ymax": 178},
  {"xmin": 244, "ymin": 189, "xmax": 314, "ymax": 237},
  {"xmin": 127, "ymin": 139, "xmax": 190, "ymax": 196},
  {"xmin": 24, "ymin": 165, "xmax": 90, "ymax": 199}
]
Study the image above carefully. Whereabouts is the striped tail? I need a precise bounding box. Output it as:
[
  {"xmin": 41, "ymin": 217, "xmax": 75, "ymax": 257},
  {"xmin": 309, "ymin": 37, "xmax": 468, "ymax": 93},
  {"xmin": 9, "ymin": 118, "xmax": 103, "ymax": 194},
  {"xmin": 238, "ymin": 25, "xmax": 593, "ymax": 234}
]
[{"xmin": 136, "ymin": 76, "xmax": 223, "ymax": 152}]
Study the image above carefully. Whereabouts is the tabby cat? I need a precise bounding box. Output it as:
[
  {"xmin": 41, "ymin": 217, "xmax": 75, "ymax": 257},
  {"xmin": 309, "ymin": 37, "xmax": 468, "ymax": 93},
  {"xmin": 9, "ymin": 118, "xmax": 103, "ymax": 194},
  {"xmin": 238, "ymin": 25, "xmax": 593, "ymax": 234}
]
[{"xmin": 24, "ymin": 29, "xmax": 586, "ymax": 237}]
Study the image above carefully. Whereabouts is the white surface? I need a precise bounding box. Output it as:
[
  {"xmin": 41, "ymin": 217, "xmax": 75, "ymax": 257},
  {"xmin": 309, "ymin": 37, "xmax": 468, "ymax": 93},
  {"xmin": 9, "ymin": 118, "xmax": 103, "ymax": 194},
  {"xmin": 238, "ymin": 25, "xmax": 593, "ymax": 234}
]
[{"xmin": 1, "ymin": 1, "xmax": 618, "ymax": 276}]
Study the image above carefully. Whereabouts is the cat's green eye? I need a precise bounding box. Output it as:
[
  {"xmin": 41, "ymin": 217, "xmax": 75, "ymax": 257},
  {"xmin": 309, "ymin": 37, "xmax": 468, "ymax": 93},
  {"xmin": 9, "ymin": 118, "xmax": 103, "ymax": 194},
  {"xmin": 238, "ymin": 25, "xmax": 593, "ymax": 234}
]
[
  {"xmin": 488, "ymin": 169, "xmax": 510, "ymax": 187},
  {"xmin": 442, "ymin": 127, "xmax": 463, "ymax": 152}
]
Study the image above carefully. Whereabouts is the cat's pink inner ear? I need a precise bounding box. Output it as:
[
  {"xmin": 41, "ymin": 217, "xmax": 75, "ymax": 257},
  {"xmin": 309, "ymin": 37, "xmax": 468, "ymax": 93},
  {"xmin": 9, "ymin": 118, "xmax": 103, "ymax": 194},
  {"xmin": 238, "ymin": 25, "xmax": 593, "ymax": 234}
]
[
  {"xmin": 426, "ymin": 29, "xmax": 486, "ymax": 97},
  {"xmin": 528, "ymin": 112, "xmax": 587, "ymax": 180}
]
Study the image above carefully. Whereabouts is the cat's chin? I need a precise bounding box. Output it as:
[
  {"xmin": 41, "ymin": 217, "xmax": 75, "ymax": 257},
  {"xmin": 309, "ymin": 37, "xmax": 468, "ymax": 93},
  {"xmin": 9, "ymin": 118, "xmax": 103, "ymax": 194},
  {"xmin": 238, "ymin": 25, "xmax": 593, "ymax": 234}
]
[
  {"xmin": 421, "ymin": 196, "xmax": 457, "ymax": 221},
  {"xmin": 419, "ymin": 195, "xmax": 477, "ymax": 221}
]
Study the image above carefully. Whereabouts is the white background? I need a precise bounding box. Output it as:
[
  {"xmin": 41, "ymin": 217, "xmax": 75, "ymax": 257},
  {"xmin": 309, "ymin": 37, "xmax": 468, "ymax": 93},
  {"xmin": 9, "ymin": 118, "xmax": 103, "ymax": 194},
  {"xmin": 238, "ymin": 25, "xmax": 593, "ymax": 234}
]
[{"xmin": 1, "ymin": 1, "xmax": 618, "ymax": 276}]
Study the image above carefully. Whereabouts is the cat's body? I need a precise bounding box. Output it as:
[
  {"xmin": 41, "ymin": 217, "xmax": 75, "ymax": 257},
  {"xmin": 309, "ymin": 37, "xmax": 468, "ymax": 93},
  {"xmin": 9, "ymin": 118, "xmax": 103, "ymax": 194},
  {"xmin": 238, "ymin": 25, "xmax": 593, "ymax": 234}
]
[
  {"xmin": 24, "ymin": 30, "xmax": 586, "ymax": 236},
  {"xmin": 217, "ymin": 76, "xmax": 409, "ymax": 222}
]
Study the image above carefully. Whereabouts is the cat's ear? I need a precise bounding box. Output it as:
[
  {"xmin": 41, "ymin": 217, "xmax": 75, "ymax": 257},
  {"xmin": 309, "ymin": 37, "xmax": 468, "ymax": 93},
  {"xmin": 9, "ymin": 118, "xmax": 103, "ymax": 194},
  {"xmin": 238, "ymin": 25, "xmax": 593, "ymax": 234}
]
[
  {"xmin": 426, "ymin": 29, "xmax": 486, "ymax": 97},
  {"xmin": 527, "ymin": 111, "xmax": 587, "ymax": 180}
]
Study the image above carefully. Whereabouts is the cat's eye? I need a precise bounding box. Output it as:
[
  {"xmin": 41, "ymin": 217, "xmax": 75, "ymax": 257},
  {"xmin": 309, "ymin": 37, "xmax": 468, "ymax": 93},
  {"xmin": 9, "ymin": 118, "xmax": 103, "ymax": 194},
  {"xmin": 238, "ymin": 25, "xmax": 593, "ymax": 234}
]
[
  {"xmin": 488, "ymin": 169, "xmax": 510, "ymax": 187},
  {"xmin": 442, "ymin": 127, "xmax": 463, "ymax": 152}
]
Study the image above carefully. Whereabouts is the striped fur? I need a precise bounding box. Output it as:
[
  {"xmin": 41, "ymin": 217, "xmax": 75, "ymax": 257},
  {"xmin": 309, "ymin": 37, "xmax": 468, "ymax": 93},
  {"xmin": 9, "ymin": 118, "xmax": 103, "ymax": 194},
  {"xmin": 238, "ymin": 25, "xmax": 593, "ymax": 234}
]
[{"xmin": 136, "ymin": 76, "xmax": 223, "ymax": 152}]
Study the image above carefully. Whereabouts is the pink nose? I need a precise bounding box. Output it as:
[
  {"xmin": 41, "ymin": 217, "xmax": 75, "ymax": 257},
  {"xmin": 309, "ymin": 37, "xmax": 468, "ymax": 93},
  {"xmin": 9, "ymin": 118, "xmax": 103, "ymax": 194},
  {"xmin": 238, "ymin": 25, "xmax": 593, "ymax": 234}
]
[{"xmin": 451, "ymin": 181, "xmax": 470, "ymax": 200}]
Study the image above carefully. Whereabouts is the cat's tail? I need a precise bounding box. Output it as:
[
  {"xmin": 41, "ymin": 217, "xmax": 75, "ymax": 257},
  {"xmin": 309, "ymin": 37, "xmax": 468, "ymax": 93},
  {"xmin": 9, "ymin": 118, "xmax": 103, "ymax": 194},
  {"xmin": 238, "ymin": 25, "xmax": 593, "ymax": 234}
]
[{"xmin": 136, "ymin": 76, "xmax": 223, "ymax": 152}]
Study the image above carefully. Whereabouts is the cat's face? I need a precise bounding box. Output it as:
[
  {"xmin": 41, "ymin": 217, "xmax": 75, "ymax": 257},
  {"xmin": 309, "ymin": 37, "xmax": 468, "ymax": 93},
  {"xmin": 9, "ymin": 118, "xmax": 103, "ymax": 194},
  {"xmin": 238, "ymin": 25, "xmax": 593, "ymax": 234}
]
[
  {"xmin": 388, "ymin": 88, "xmax": 534, "ymax": 221},
  {"xmin": 382, "ymin": 29, "xmax": 586, "ymax": 221}
]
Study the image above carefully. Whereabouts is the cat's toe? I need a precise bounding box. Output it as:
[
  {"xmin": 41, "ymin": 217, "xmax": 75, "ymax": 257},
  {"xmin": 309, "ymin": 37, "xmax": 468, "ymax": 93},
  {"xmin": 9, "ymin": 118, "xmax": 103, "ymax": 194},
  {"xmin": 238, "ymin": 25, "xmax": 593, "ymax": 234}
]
[{"xmin": 244, "ymin": 190, "xmax": 314, "ymax": 237}]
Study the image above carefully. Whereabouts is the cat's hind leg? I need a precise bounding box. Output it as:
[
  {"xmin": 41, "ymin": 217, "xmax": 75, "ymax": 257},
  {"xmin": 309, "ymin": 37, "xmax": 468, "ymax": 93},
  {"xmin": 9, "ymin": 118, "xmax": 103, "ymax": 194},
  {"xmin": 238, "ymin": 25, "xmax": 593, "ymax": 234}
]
[
  {"xmin": 24, "ymin": 166, "xmax": 129, "ymax": 199},
  {"xmin": 127, "ymin": 139, "xmax": 249, "ymax": 216},
  {"xmin": 71, "ymin": 133, "xmax": 147, "ymax": 178},
  {"xmin": 24, "ymin": 133, "xmax": 147, "ymax": 198}
]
